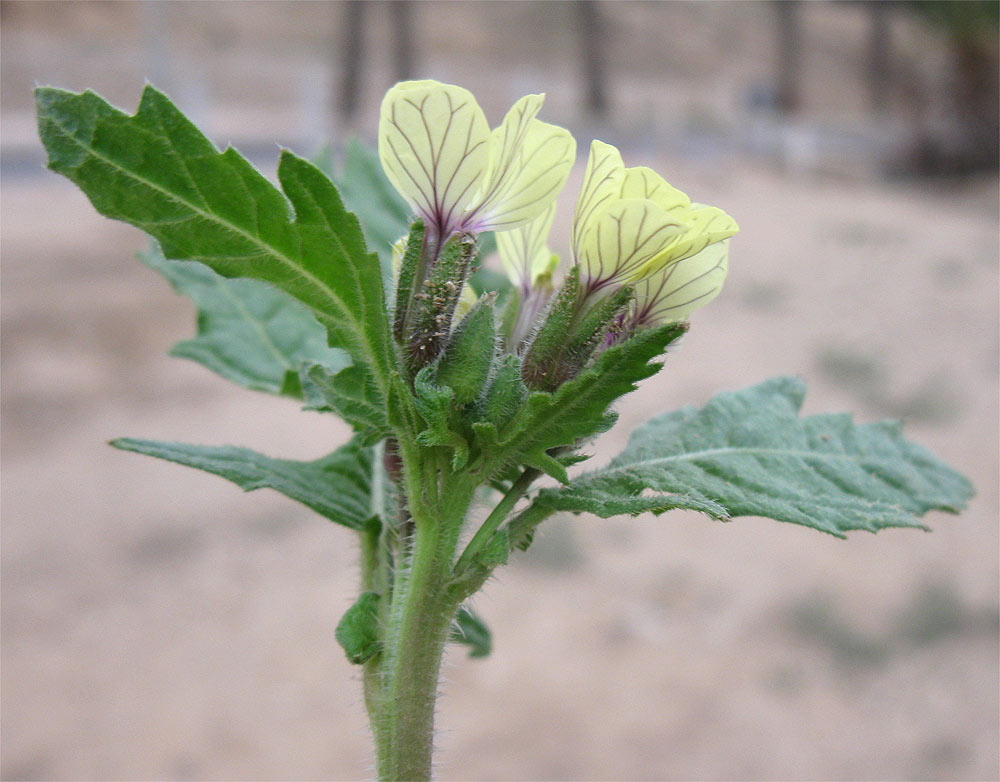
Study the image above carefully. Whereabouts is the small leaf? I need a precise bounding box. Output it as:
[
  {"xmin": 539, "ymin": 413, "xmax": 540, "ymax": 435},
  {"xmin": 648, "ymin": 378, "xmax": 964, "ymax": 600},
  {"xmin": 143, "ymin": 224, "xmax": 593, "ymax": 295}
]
[
  {"xmin": 486, "ymin": 323, "xmax": 687, "ymax": 482},
  {"xmin": 449, "ymin": 606, "xmax": 492, "ymax": 659},
  {"xmin": 538, "ymin": 376, "xmax": 974, "ymax": 537},
  {"xmin": 301, "ymin": 362, "xmax": 391, "ymax": 441},
  {"xmin": 139, "ymin": 243, "xmax": 349, "ymax": 397},
  {"xmin": 336, "ymin": 592, "xmax": 382, "ymax": 664},
  {"xmin": 110, "ymin": 436, "xmax": 377, "ymax": 529},
  {"xmin": 413, "ymin": 368, "xmax": 469, "ymax": 469}
]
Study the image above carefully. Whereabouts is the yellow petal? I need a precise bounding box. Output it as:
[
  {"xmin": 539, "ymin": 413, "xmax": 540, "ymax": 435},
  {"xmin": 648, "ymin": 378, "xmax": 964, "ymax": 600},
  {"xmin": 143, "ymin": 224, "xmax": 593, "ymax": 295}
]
[
  {"xmin": 378, "ymin": 80, "xmax": 490, "ymax": 234},
  {"xmin": 572, "ymin": 140, "xmax": 625, "ymax": 259},
  {"xmin": 620, "ymin": 167, "xmax": 691, "ymax": 214},
  {"xmin": 452, "ymin": 283, "xmax": 479, "ymax": 324},
  {"xmin": 390, "ymin": 235, "xmax": 407, "ymax": 277},
  {"xmin": 496, "ymin": 202, "xmax": 556, "ymax": 291},
  {"xmin": 473, "ymin": 95, "xmax": 576, "ymax": 232},
  {"xmin": 634, "ymin": 240, "xmax": 729, "ymax": 325},
  {"xmin": 634, "ymin": 204, "xmax": 738, "ymax": 280},
  {"xmin": 577, "ymin": 198, "xmax": 685, "ymax": 288}
]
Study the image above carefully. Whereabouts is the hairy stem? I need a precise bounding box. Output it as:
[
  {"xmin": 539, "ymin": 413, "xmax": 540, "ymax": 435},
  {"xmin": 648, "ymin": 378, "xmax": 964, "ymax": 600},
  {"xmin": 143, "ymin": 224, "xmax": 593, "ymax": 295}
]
[
  {"xmin": 453, "ymin": 468, "xmax": 540, "ymax": 575},
  {"xmin": 369, "ymin": 442, "xmax": 473, "ymax": 781}
]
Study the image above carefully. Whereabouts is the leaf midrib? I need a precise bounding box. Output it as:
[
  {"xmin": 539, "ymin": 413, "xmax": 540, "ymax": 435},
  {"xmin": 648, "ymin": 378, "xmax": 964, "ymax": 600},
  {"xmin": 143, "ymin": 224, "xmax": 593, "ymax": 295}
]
[{"xmin": 44, "ymin": 107, "xmax": 385, "ymax": 392}]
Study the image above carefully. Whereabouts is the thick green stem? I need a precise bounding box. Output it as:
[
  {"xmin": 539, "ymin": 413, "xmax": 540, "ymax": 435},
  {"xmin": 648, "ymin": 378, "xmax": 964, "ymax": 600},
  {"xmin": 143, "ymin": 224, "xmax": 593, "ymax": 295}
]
[{"xmin": 369, "ymin": 442, "xmax": 473, "ymax": 781}]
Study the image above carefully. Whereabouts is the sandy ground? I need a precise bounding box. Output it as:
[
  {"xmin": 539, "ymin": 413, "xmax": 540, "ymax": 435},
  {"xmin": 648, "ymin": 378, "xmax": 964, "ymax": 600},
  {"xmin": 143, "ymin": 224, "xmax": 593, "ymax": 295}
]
[{"xmin": 3, "ymin": 3, "xmax": 999, "ymax": 781}]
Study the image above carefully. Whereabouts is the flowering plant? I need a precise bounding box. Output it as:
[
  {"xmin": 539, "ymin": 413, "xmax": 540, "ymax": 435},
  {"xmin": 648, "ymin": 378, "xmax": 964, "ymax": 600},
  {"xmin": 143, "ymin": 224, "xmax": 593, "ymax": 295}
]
[{"xmin": 35, "ymin": 79, "xmax": 972, "ymax": 780}]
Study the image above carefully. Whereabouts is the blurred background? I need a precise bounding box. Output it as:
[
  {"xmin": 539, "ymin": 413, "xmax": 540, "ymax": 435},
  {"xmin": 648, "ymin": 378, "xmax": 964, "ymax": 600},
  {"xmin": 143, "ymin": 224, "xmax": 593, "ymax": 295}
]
[{"xmin": 2, "ymin": 1, "xmax": 998, "ymax": 779}]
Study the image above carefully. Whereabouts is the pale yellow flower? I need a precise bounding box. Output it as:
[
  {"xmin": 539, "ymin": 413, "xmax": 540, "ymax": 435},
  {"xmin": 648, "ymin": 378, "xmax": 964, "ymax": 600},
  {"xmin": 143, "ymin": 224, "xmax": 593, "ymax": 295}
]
[
  {"xmin": 572, "ymin": 141, "xmax": 737, "ymax": 294},
  {"xmin": 379, "ymin": 80, "xmax": 576, "ymax": 241},
  {"xmin": 496, "ymin": 203, "xmax": 559, "ymax": 295}
]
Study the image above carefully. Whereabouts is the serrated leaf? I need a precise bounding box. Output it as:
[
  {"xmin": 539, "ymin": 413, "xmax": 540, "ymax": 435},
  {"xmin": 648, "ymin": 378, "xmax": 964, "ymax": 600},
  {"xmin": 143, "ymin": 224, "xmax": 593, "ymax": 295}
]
[
  {"xmin": 36, "ymin": 86, "xmax": 393, "ymax": 416},
  {"xmin": 336, "ymin": 592, "xmax": 382, "ymax": 664},
  {"xmin": 482, "ymin": 323, "xmax": 686, "ymax": 482},
  {"xmin": 538, "ymin": 376, "xmax": 973, "ymax": 537},
  {"xmin": 449, "ymin": 606, "xmax": 492, "ymax": 659},
  {"xmin": 337, "ymin": 138, "xmax": 411, "ymax": 274},
  {"xmin": 413, "ymin": 367, "xmax": 469, "ymax": 469},
  {"xmin": 301, "ymin": 362, "xmax": 391, "ymax": 441},
  {"xmin": 448, "ymin": 528, "xmax": 510, "ymax": 601},
  {"xmin": 110, "ymin": 435, "xmax": 377, "ymax": 529},
  {"xmin": 139, "ymin": 243, "xmax": 349, "ymax": 397}
]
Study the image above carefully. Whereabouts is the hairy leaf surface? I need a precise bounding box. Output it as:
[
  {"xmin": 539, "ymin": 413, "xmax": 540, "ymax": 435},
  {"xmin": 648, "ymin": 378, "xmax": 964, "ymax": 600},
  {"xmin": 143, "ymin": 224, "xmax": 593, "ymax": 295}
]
[
  {"xmin": 36, "ymin": 86, "xmax": 393, "ymax": 411},
  {"xmin": 111, "ymin": 436, "xmax": 377, "ymax": 529},
  {"xmin": 479, "ymin": 323, "xmax": 687, "ymax": 482},
  {"xmin": 139, "ymin": 244, "xmax": 349, "ymax": 397},
  {"xmin": 536, "ymin": 376, "xmax": 973, "ymax": 537}
]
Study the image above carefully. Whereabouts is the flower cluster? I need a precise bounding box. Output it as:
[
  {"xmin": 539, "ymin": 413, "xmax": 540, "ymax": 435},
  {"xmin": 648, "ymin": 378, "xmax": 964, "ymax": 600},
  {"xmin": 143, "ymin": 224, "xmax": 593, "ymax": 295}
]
[{"xmin": 379, "ymin": 79, "xmax": 738, "ymax": 383}]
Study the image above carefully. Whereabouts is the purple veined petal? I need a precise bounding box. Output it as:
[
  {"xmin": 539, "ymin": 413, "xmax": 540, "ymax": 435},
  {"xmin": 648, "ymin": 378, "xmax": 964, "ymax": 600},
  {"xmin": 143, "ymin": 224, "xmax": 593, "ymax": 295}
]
[
  {"xmin": 378, "ymin": 80, "xmax": 491, "ymax": 238},
  {"xmin": 468, "ymin": 95, "xmax": 576, "ymax": 233}
]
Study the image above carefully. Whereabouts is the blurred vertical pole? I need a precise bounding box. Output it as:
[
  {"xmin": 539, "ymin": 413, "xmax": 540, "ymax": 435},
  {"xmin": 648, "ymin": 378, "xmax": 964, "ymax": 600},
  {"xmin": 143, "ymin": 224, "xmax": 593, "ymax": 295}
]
[
  {"xmin": 339, "ymin": 0, "xmax": 365, "ymax": 123},
  {"xmin": 773, "ymin": 0, "xmax": 801, "ymax": 114},
  {"xmin": 867, "ymin": 1, "xmax": 891, "ymax": 115},
  {"xmin": 577, "ymin": 0, "xmax": 608, "ymax": 117},
  {"xmin": 390, "ymin": 0, "xmax": 415, "ymax": 81},
  {"xmin": 141, "ymin": 0, "xmax": 173, "ymax": 96}
]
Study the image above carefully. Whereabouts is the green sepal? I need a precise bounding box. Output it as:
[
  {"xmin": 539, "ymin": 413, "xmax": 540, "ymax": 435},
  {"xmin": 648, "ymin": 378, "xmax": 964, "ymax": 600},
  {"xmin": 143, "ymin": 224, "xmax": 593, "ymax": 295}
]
[
  {"xmin": 521, "ymin": 266, "xmax": 580, "ymax": 390},
  {"xmin": 405, "ymin": 233, "xmax": 477, "ymax": 373},
  {"xmin": 109, "ymin": 435, "xmax": 379, "ymax": 529},
  {"xmin": 435, "ymin": 295, "xmax": 497, "ymax": 405},
  {"xmin": 392, "ymin": 219, "xmax": 426, "ymax": 343},
  {"xmin": 537, "ymin": 376, "xmax": 974, "ymax": 537},
  {"xmin": 413, "ymin": 367, "xmax": 470, "ymax": 470},
  {"xmin": 449, "ymin": 606, "xmax": 492, "ymax": 659},
  {"xmin": 478, "ymin": 354, "xmax": 528, "ymax": 429},
  {"xmin": 336, "ymin": 592, "xmax": 382, "ymax": 664},
  {"xmin": 562, "ymin": 286, "xmax": 634, "ymax": 369}
]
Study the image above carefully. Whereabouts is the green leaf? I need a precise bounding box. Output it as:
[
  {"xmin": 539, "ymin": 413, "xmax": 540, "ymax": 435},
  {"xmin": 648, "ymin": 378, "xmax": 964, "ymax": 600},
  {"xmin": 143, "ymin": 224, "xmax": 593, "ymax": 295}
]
[
  {"xmin": 110, "ymin": 435, "xmax": 377, "ymax": 529},
  {"xmin": 337, "ymin": 139, "xmax": 411, "ymax": 273},
  {"xmin": 449, "ymin": 606, "xmax": 492, "ymax": 659},
  {"xmin": 138, "ymin": 243, "xmax": 349, "ymax": 397},
  {"xmin": 537, "ymin": 376, "xmax": 974, "ymax": 537},
  {"xmin": 336, "ymin": 591, "xmax": 382, "ymax": 664},
  {"xmin": 301, "ymin": 362, "xmax": 392, "ymax": 441},
  {"xmin": 36, "ymin": 86, "xmax": 394, "ymax": 413},
  {"xmin": 413, "ymin": 367, "xmax": 469, "ymax": 469},
  {"xmin": 480, "ymin": 323, "xmax": 687, "ymax": 483}
]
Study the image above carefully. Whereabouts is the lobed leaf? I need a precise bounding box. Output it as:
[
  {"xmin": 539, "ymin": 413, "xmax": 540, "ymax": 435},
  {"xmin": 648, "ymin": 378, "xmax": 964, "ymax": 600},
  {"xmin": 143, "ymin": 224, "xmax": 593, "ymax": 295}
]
[
  {"xmin": 482, "ymin": 323, "xmax": 687, "ymax": 482},
  {"xmin": 36, "ymin": 86, "xmax": 393, "ymax": 422},
  {"xmin": 537, "ymin": 376, "xmax": 974, "ymax": 537},
  {"xmin": 449, "ymin": 606, "xmax": 492, "ymax": 659},
  {"xmin": 110, "ymin": 436, "xmax": 378, "ymax": 530}
]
